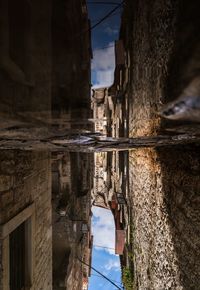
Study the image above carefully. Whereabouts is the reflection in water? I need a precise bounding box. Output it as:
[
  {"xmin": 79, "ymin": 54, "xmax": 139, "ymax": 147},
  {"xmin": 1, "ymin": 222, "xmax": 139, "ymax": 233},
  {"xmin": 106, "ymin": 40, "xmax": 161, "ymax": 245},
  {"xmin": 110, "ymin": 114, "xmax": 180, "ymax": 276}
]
[
  {"xmin": 92, "ymin": 151, "xmax": 129, "ymax": 254},
  {"xmin": 52, "ymin": 152, "xmax": 93, "ymax": 289},
  {"xmin": 0, "ymin": 0, "xmax": 200, "ymax": 290},
  {"xmin": 0, "ymin": 148, "xmax": 128, "ymax": 289},
  {"xmin": 0, "ymin": 0, "xmax": 94, "ymax": 285},
  {"xmin": 0, "ymin": 151, "xmax": 52, "ymax": 289}
]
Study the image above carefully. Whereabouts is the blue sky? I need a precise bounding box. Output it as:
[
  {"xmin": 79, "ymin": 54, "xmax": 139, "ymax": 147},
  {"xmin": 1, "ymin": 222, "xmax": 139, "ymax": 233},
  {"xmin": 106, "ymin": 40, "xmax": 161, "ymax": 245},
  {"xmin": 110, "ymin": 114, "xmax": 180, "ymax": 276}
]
[
  {"xmin": 89, "ymin": 207, "xmax": 123, "ymax": 290},
  {"xmin": 87, "ymin": 0, "xmax": 123, "ymax": 88},
  {"xmin": 86, "ymin": 2, "xmax": 123, "ymax": 289}
]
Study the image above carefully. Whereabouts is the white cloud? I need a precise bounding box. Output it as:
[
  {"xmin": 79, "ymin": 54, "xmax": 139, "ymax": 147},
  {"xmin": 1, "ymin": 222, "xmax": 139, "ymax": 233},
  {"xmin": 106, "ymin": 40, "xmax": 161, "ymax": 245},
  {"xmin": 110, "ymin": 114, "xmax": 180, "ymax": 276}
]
[
  {"xmin": 92, "ymin": 206, "xmax": 116, "ymax": 254},
  {"xmin": 92, "ymin": 70, "xmax": 114, "ymax": 89},
  {"xmin": 105, "ymin": 27, "xmax": 118, "ymax": 36},
  {"xmin": 105, "ymin": 258, "xmax": 120, "ymax": 271},
  {"xmin": 92, "ymin": 43, "xmax": 115, "ymax": 71},
  {"xmin": 92, "ymin": 43, "xmax": 115, "ymax": 88}
]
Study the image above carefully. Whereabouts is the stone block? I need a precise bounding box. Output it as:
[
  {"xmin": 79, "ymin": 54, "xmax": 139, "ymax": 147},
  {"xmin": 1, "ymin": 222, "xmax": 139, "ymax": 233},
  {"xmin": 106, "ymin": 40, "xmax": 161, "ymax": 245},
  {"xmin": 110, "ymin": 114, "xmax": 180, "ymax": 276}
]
[
  {"xmin": 0, "ymin": 175, "xmax": 13, "ymax": 192},
  {"xmin": 0, "ymin": 160, "xmax": 15, "ymax": 175},
  {"xmin": 0, "ymin": 190, "xmax": 14, "ymax": 208}
]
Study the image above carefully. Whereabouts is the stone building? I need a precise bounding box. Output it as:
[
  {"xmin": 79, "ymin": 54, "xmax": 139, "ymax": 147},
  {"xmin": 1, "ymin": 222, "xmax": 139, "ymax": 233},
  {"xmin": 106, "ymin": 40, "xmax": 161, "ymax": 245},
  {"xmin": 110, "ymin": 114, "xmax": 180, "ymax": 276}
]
[
  {"xmin": 52, "ymin": 151, "xmax": 93, "ymax": 290},
  {"xmin": 91, "ymin": 37, "xmax": 131, "ymax": 260},
  {"xmin": 0, "ymin": 0, "xmax": 52, "ymax": 125},
  {"xmin": 0, "ymin": 1, "xmax": 53, "ymax": 289},
  {"xmin": 108, "ymin": 39, "xmax": 130, "ymax": 138},
  {"xmin": 91, "ymin": 88, "xmax": 110, "ymax": 135},
  {"xmin": 52, "ymin": 0, "xmax": 92, "ymax": 120},
  {"xmin": 117, "ymin": 0, "xmax": 200, "ymax": 289},
  {"xmin": 91, "ymin": 39, "xmax": 129, "ymax": 139},
  {"xmin": 0, "ymin": 151, "xmax": 52, "ymax": 290},
  {"xmin": 91, "ymin": 88, "xmax": 130, "ymax": 257},
  {"xmin": 91, "ymin": 150, "xmax": 129, "ymax": 257},
  {"xmin": 91, "ymin": 152, "xmax": 110, "ymax": 209},
  {"xmin": 0, "ymin": 1, "xmax": 92, "ymax": 290},
  {"xmin": 91, "ymin": 1, "xmax": 200, "ymax": 288}
]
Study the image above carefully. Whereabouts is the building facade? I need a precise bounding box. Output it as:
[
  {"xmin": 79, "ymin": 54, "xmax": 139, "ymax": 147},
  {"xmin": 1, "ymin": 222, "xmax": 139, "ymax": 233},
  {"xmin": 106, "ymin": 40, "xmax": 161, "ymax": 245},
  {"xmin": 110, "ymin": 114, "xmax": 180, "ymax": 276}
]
[
  {"xmin": 0, "ymin": 1, "xmax": 92, "ymax": 290},
  {"xmin": 119, "ymin": 0, "xmax": 200, "ymax": 289},
  {"xmin": 52, "ymin": 151, "xmax": 93, "ymax": 290},
  {"xmin": 0, "ymin": 151, "xmax": 52, "ymax": 290},
  {"xmin": 92, "ymin": 83, "xmax": 130, "ymax": 257}
]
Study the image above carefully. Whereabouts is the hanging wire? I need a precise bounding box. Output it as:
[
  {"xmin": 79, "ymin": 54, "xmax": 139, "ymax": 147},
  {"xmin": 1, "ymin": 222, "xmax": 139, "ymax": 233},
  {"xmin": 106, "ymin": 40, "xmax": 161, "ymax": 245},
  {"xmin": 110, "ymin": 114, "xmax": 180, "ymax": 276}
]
[
  {"xmin": 90, "ymin": 1, "xmax": 125, "ymax": 31},
  {"xmin": 73, "ymin": 1, "xmax": 124, "ymax": 39},
  {"xmin": 77, "ymin": 256, "xmax": 123, "ymax": 290},
  {"xmin": 87, "ymin": 1, "xmax": 122, "ymax": 5},
  {"xmin": 90, "ymin": 11, "xmax": 122, "ymax": 24}
]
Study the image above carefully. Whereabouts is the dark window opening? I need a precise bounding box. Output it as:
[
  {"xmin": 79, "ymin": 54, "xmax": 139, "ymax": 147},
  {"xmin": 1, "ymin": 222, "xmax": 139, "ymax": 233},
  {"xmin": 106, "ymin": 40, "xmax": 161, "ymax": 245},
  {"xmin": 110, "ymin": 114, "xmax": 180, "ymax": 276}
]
[
  {"xmin": 9, "ymin": 222, "xmax": 26, "ymax": 290},
  {"xmin": 9, "ymin": 0, "xmax": 31, "ymax": 71}
]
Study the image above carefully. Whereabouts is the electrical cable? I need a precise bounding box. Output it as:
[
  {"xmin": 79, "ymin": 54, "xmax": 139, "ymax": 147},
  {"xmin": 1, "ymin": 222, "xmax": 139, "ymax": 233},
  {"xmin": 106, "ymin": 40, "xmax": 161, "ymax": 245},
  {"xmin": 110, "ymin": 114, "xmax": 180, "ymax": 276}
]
[
  {"xmin": 90, "ymin": 1, "xmax": 125, "ymax": 31},
  {"xmin": 77, "ymin": 256, "xmax": 122, "ymax": 290},
  {"xmin": 73, "ymin": 1, "xmax": 124, "ymax": 39},
  {"xmin": 87, "ymin": 1, "xmax": 122, "ymax": 5},
  {"xmin": 90, "ymin": 11, "xmax": 122, "ymax": 24}
]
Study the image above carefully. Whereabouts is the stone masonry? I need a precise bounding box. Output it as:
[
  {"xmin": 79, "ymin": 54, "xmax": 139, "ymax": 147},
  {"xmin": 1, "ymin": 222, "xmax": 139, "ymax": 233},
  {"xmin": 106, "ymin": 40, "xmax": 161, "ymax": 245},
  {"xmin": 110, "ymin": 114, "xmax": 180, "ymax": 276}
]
[
  {"xmin": 113, "ymin": 0, "xmax": 200, "ymax": 289},
  {"xmin": 0, "ymin": 1, "xmax": 92, "ymax": 289},
  {"xmin": 0, "ymin": 151, "xmax": 52, "ymax": 290}
]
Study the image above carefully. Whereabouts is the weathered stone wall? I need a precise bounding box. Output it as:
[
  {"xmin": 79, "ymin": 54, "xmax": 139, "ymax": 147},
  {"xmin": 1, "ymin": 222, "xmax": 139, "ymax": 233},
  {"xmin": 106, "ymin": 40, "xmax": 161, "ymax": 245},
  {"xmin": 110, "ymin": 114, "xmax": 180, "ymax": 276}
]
[
  {"xmin": 0, "ymin": 0, "xmax": 53, "ymax": 288},
  {"xmin": 52, "ymin": 0, "xmax": 91, "ymax": 112},
  {"xmin": 129, "ymin": 145, "xmax": 200, "ymax": 289},
  {"xmin": 129, "ymin": 149, "xmax": 182, "ymax": 289},
  {"xmin": 52, "ymin": 152, "xmax": 93, "ymax": 290},
  {"xmin": 0, "ymin": 243, "xmax": 2, "ymax": 289},
  {"xmin": 0, "ymin": 1, "xmax": 92, "ymax": 290},
  {"xmin": 158, "ymin": 145, "xmax": 200, "ymax": 289},
  {"xmin": 123, "ymin": 0, "xmax": 200, "ymax": 289},
  {"xmin": 127, "ymin": 0, "xmax": 178, "ymax": 137},
  {"xmin": 0, "ymin": 151, "xmax": 52, "ymax": 290},
  {"xmin": 0, "ymin": 0, "xmax": 52, "ymax": 118}
]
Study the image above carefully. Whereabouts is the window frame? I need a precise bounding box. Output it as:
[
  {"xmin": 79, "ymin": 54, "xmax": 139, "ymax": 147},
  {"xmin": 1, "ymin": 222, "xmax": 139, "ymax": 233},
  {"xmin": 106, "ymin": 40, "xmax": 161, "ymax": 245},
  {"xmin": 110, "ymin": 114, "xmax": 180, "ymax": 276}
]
[{"xmin": 0, "ymin": 203, "xmax": 35, "ymax": 290}]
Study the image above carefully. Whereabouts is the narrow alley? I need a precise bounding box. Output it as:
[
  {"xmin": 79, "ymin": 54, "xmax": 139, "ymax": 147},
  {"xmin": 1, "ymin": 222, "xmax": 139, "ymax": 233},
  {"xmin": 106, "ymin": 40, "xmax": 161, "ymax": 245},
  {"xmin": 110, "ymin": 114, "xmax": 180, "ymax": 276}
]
[{"xmin": 0, "ymin": 1, "xmax": 199, "ymax": 290}]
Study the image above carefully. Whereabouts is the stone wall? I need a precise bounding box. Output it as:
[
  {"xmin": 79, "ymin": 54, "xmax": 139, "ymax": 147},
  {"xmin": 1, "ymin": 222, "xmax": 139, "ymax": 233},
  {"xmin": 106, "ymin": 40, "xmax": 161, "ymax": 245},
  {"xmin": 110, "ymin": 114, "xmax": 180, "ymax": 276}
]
[
  {"xmin": 120, "ymin": 0, "xmax": 200, "ymax": 289},
  {"xmin": 52, "ymin": 152, "xmax": 93, "ymax": 290},
  {"xmin": 125, "ymin": 0, "xmax": 177, "ymax": 137},
  {"xmin": 0, "ymin": 243, "xmax": 2, "ymax": 289},
  {"xmin": 0, "ymin": 0, "xmax": 92, "ymax": 133},
  {"xmin": 0, "ymin": 0, "xmax": 52, "ymax": 120},
  {"xmin": 0, "ymin": 0, "xmax": 92, "ymax": 289},
  {"xmin": 0, "ymin": 151, "xmax": 52, "ymax": 290},
  {"xmin": 0, "ymin": 0, "xmax": 53, "ymax": 288},
  {"xmin": 52, "ymin": 0, "xmax": 91, "ymax": 112},
  {"xmin": 129, "ymin": 149, "xmax": 182, "ymax": 289}
]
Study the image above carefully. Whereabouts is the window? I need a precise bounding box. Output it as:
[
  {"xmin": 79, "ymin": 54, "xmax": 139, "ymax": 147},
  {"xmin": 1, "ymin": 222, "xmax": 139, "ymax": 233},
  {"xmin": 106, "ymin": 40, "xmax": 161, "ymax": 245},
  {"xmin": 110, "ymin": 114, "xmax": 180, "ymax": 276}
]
[
  {"xmin": 9, "ymin": 222, "xmax": 25, "ymax": 290},
  {"xmin": 0, "ymin": 204, "xmax": 35, "ymax": 290}
]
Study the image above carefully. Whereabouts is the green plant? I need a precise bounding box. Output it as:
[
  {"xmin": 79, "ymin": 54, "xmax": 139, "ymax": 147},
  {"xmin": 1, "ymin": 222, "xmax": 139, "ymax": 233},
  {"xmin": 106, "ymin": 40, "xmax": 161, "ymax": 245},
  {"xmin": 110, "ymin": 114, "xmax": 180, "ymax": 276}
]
[
  {"xmin": 122, "ymin": 267, "xmax": 134, "ymax": 290},
  {"xmin": 128, "ymin": 251, "xmax": 134, "ymax": 263}
]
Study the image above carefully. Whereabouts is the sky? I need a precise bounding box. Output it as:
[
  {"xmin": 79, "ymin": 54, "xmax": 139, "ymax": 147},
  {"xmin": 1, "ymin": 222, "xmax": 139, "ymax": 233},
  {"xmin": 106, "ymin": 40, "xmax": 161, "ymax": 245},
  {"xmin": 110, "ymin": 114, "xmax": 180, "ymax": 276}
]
[
  {"xmin": 89, "ymin": 207, "xmax": 123, "ymax": 290},
  {"xmin": 87, "ymin": 0, "xmax": 123, "ymax": 88},
  {"xmin": 86, "ymin": 2, "xmax": 123, "ymax": 289}
]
